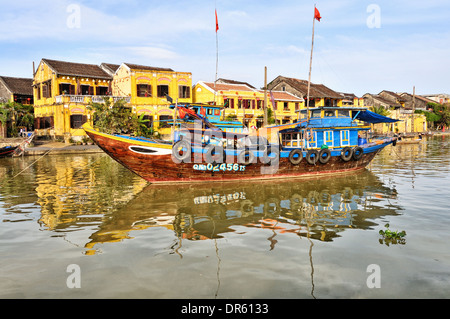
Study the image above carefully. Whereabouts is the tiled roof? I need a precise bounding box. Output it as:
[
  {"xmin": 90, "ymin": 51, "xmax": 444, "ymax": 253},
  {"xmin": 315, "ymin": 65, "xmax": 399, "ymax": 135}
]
[
  {"xmin": 270, "ymin": 76, "xmax": 343, "ymax": 99},
  {"xmin": 379, "ymin": 90, "xmax": 406, "ymax": 102},
  {"xmin": 202, "ymin": 82, "xmax": 256, "ymax": 93},
  {"xmin": 100, "ymin": 63, "xmax": 121, "ymax": 74},
  {"xmin": 364, "ymin": 93, "xmax": 402, "ymax": 107},
  {"xmin": 42, "ymin": 59, "xmax": 112, "ymax": 79},
  {"xmin": 257, "ymin": 90, "xmax": 303, "ymax": 101},
  {"xmin": 0, "ymin": 76, "xmax": 33, "ymax": 95},
  {"xmin": 217, "ymin": 78, "xmax": 256, "ymax": 89},
  {"xmin": 123, "ymin": 63, "xmax": 174, "ymax": 72}
]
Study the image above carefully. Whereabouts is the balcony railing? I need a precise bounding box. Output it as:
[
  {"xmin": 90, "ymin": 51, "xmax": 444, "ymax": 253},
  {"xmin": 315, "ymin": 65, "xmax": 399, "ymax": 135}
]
[{"xmin": 55, "ymin": 95, "xmax": 131, "ymax": 104}]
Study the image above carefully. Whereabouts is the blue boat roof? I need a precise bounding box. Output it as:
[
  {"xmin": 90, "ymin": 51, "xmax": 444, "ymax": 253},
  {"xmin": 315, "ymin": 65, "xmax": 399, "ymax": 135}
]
[{"xmin": 297, "ymin": 107, "xmax": 399, "ymax": 125}]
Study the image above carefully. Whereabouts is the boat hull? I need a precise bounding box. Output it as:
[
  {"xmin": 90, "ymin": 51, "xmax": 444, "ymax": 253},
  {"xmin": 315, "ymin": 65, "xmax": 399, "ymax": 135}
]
[
  {"xmin": 84, "ymin": 124, "xmax": 391, "ymax": 184},
  {"xmin": 0, "ymin": 146, "xmax": 18, "ymax": 158}
]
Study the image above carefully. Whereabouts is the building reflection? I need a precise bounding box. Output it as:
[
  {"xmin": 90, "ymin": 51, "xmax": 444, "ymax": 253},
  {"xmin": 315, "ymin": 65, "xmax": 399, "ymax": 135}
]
[
  {"xmin": 85, "ymin": 169, "xmax": 400, "ymax": 254},
  {"xmin": 1, "ymin": 151, "xmax": 401, "ymax": 255}
]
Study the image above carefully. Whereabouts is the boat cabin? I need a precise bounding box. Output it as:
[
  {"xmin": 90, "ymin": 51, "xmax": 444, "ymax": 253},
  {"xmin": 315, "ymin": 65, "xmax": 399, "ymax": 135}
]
[
  {"xmin": 177, "ymin": 103, "xmax": 244, "ymax": 133},
  {"xmin": 279, "ymin": 107, "xmax": 371, "ymax": 150}
]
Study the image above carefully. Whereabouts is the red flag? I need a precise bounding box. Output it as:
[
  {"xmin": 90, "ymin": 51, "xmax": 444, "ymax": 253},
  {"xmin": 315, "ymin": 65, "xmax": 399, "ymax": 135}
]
[
  {"xmin": 270, "ymin": 91, "xmax": 276, "ymax": 108},
  {"xmin": 178, "ymin": 107, "xmax": 186, "ymax": 119},
  {"xmin": 314, "ymin": 7, "xmax": 321, "ymax": 21},
  {"xmin": 200, "ymin": 106, "xmax": 206, "ymax": 116},
  {"xmin": 215, "ymin": 9, "xmax": 219, "ymax": 32}
]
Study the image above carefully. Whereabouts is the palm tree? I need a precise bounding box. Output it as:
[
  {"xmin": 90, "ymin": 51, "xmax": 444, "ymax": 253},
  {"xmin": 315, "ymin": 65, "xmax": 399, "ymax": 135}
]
[
  {"xmin": 369, "ymin": 105, "xmax": 391, "ymax": 134},
  {"xmin": 370, "ymin": 105, "xmax": 390, "ymax": 117}
]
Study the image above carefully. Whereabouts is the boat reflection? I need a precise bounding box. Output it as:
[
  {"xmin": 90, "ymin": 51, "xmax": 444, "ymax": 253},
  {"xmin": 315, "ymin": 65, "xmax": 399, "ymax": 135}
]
[{"xmin": 85, "ymin": 169, "xmax": 400, "ymax": 254}]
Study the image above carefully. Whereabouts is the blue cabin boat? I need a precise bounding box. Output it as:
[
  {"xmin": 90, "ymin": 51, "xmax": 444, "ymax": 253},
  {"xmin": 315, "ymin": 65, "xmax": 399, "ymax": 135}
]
[{"xmin": 273, "ymin": 106, "xmax": 399, "ymax": 165}]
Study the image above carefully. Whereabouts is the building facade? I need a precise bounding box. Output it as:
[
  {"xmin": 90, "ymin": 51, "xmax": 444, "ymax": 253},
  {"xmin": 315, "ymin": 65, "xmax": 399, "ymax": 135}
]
[
  {"xmin": 192, "ymin": 80, "xmax": 303, "ymax": 129},
  {"xmin": 33, "ymin": 59, "xmax": 119, "ymax": 141},
  {"xmin": 33, "ymin": 59, "xmax": 192, "ymax": 140},
  {"xmin": 363, "ymin": 91, "xmax": 428, "ymax": 134},
  {"xmin": 0, "ymin": 76, "xmax": 34, "ymax": 105},
  {"xmin": 267, "ymin": 76, "xmax": 344, "ymax": 108},
  {"xmin": 111, "ymin": 63, "xmax": 192, "ymax": 135}
]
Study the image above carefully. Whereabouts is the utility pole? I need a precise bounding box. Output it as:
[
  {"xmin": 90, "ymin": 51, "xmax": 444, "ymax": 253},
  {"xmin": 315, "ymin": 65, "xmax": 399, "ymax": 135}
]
[
  {"xmin": 264, "ymin": 66, "xmax": 268, "ymax": 127},
  {"xmin": 412, "ymin": 86, "xmax": 415, "ymax": 134}
]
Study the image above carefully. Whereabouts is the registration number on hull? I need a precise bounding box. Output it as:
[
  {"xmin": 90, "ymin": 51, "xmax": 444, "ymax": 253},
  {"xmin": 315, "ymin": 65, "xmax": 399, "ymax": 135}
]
[{"xmin": 193, "ymin": 163, "xmax": 246, "ymax": 172}]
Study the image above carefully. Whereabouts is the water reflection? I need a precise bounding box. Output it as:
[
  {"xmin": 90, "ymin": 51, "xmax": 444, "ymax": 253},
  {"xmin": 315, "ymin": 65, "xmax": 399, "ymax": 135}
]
[
  {"xmin": 1, "ymin": 153, "xmax": 401, "ymax": 256},
  {"xmin": 87, "ymin": 170, "xmax": 400, "ymax": 254}
]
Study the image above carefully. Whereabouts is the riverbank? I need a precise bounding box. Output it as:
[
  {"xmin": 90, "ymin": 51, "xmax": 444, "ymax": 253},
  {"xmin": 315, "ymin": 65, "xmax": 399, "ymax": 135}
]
[
  {"xmin": 2, "ymin": 130, "xmax": 450, "ymax": 157},
  {"xmin": 23, "ymin": 141, "xmax": 102, "ymax": 156}
]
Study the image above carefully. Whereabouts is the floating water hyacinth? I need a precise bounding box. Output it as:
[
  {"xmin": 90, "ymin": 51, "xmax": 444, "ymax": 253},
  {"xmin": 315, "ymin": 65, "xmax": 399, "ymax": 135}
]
[{"xmin": 379, "ymin": 223, "xmax": 406, "ymax": 245}]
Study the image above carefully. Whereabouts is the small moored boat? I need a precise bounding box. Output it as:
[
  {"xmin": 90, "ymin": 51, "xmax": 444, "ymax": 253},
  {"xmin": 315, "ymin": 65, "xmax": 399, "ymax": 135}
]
[{"xmin": 0, "ymin": 145, "xmax": 18, "ymax": 158}]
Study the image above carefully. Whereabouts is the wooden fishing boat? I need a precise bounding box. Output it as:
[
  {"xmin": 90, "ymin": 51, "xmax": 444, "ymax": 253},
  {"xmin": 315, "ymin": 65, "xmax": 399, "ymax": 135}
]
[
  {"xmin": 83, "ymin": 106, "xmax": 398, "ymax": 184},
  {"xmin": 0, "ymin": 145, "xmax": 18, "ymax": 158}
]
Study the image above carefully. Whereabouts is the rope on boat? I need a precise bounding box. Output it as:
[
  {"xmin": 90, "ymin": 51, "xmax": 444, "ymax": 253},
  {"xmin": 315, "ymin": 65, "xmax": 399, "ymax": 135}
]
[
  {"xmin": 1, "ymin": 149, "xmax": 52, "ymax": 185},
  {"xmin": 390, "ymin": 144, "xmax": 405, "ymax": 161}
]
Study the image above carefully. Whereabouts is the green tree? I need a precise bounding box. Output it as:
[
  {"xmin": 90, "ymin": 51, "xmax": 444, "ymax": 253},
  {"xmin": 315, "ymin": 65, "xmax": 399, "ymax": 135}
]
[
  {"xmin": 370, "ymin": 105, "xmax": 391, "ymax": 117},
  {"xmin": 87, "ymin": 97, "xmax": 154, "ymax": 137},
  {"xmin": 266, "ymin": 107, "xmax": 276, "ymax": 125},
  {"xmin": 0, "ymin": 101, "xmax": 34, "ymax": 137},
  {"xmin": 417, "ymin": 102, "xmax": 450, "ymax": 129}
]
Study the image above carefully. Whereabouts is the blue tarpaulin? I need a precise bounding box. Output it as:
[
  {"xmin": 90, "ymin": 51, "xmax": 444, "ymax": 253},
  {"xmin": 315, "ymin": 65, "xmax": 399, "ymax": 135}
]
[{"xmin": 355, "ymin": 110, "xmax": 400, "ymax": 124}]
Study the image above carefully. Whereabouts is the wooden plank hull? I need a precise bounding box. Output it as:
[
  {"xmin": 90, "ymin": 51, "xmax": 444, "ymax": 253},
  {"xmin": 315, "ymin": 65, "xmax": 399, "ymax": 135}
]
[
  {"xmin": 0, "ymin": 146, "xmax": 18, "ymax": 158},
  {"xmin": 83, "ymin": 124, "xmax": 391, "ymax": 184}
]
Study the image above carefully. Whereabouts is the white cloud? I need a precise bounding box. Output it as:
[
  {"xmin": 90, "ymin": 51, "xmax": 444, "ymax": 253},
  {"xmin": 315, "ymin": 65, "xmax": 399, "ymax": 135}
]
[{"xmin": 0, "ymin": 0, "xmax": 449, "ymax": 97}]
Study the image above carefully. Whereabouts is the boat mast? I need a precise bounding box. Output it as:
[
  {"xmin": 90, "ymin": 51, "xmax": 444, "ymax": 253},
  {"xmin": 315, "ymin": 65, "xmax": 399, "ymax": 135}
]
[
  {"xmin": 306, "ymin": 4, "xmax": 319, "ymax": 122},
  {"xmin": 214, "ymin": 4, "xmax": 219, "ymax": 106},
  {"xmin": 264, "ymin": 66, "xmax": 268, "ymax": 127}
]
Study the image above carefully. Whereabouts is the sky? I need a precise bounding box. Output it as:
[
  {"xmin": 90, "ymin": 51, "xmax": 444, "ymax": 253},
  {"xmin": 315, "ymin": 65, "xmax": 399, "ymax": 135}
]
[{"xmin": 0, "ymin": 0, "xmax": 449, "ymax": 97}]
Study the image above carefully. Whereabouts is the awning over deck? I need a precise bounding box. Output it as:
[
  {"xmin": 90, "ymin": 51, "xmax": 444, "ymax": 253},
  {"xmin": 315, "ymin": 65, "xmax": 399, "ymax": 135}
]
[{"xmin": 355, "ymin": 110, "xmax": 400, "ymax": 124}]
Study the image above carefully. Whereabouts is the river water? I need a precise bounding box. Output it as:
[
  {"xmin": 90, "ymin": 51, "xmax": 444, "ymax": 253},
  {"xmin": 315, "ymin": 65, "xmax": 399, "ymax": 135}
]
[{"xmin": 0, "ymin": 135, "xmax": 449, "ymax": 299}]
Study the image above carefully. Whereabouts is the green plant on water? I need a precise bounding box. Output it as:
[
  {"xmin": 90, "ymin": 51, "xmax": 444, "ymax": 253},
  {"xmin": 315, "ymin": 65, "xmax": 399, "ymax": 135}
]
[{"xmin": 379, "ymin": 223, "xmax": 406, "ymax": 246}]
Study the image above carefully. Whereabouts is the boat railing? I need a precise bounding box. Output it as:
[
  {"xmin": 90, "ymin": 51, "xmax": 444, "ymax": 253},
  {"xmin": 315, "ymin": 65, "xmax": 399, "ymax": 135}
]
[{"xmin": 54, "ymin": 95, "xmax": 131, "ymax": 104}]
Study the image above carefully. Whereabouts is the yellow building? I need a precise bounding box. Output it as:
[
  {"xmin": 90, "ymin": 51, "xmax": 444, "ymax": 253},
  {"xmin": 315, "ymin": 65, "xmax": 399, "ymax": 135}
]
[
  {"xmin": 363, "ymin": 92, "xmax": 428, "ymax": 134},
  {"xmin": 111, "ymin": 63, "xmax": 192, "ymax": 134},
  {"xmin": 33, "ymin": 59, "xmax": 192, "ymax": 140},
  {"xmin": 192, "ymin": 80, "xmax": 303, "ymax": 128},
  {"xmin": 33, "ymin": 59, "xmax": 121, "ymax": 141}
]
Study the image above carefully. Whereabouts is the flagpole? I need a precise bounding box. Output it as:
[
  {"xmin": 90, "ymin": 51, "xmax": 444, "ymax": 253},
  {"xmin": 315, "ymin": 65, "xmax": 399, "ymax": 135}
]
[
  {"xmin": 214, "ymin": 6, "xmax": 219, "ymax": 105},
  {"xmin": 306, "ymin": 4, "xmax": 317, "ymax": 122}
]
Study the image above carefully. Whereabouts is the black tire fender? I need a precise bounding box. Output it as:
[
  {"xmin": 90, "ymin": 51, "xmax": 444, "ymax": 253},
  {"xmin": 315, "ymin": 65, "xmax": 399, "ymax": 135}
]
[
  {"xmin": 352, "ymin": 146, "xmax": 364, "ymax": 160},
  {"xmin": 318, "ymin": 148, "xmax": 331, "ymax": 164},
  {"xmin": 261, "ymin": 145, "xmax": 280, "ymax": 165},
  {"xmin": 288, "ymin": 149, "xmax": 303, "ymax": 165},
  {"xmin": 340, "ymin": 147, "xmax": 353, "ymax": 161},
  {"xmin": 306, "ymin": 149, "xmax": 319, "ymax": 165},
  {"xmin": 237, "ymin": 149, "xmax": 255, "ymax": 165}
]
